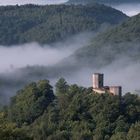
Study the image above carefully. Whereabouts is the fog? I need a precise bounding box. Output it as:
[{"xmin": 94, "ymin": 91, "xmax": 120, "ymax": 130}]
[
  {"xmin": 0, "ymin": 32, "xmax": 93, "ymax": 104},
  {"xmin": 0, "ymin": 0, "xmax": 68, "ymax": 5},
  {"xmin": 112, "ymin": 3, "xmax": 140, "ymax": 16},
  {"xmin": 66, "ymin": 57, "xmax": 140, "ymax": 94},
  {"xmin": 0, "ymin": 35, "xmax": 140, "ymax": 104},
  {"xmin": 0, "ymin": 32, "xmax": 93, "ymax": 73},
  {"xmin": 0, "ymin": 43, "xmax": 75, "ymax": 73}
]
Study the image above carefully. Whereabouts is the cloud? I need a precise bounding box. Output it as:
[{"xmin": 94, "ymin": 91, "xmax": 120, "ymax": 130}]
[
  {"xmin": 0, "ymin": 32, "xmax": 94, "ymax": 104},
  {"xmin": 0, "ymin": 0, "xmax": 68, "ymax": 5},
  {"xmin": 65, "ymin": 57, "xmax": 140, "ymax": 94},
  {"xmin": 112, "ymin": 3, "xmax": 140, "ymax": 16},
  {"xmin": 0, "ymin": 43, "xmax": 72, "ymax": 72},
  {"xmin": 0, "ymin": 32, "xmax": 93, "ymax": 73},
  {"xmin": 0, "ymin": 32, "xmax": 140, "ymax": 104}
]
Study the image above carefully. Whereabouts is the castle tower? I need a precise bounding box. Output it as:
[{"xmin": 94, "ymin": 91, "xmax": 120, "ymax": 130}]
[
  {"xmin": 93, "ymin": 73, "xmax": 104, "ymax": 89},
  {"xmin": 109, "ymin": 86, "xmax": 122, "ymax": 97}
]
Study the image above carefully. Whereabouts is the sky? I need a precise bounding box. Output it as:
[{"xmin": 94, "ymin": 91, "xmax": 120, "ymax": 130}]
[{"xmin": 0, "ymin": 0, "xmax": 68, "ymax": 5}]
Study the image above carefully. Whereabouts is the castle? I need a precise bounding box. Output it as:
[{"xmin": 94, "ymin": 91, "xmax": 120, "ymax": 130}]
[{"xmin": 92, "ymin": 73, "xmax": 122, "ymax": 97}]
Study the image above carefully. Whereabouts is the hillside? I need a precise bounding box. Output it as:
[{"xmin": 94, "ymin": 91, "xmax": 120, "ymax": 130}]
[
  {"xmin": 67, "ymin": 0, "xmax": 140, "ymax": 5},
  {"xmin": 0, "ymin": 4, "xmax": 127, "ymax": 45},
  {"xmin": 74, "ymin": 13, "xmax": 140, "ymax": 67},
  {"xmin": 0, "ymin": 79, "xmax": 140, "ymax": 139}
]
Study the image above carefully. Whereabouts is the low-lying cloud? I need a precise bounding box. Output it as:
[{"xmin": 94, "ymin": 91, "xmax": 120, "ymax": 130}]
[
  {"xmin": 0, "ymin": 43, "xmax": 72, "ymax": 73},
  {"xmin": 112, "ymin": 3, "xmax": 140, "ymax": 16},
  {"xmin": 0, "ymin": 32, "xmax": 140, "ymax": 105},
  {"xmin": 66, "ymin": 58, "xmax": 140, "ymax": 94},
  {"xmin": 0, "ymin": 32, "xmax": 93, "ymax": 73},
  {"xmin": 0, "ymin": 0, "xmax": 68, "ymax": 5}
]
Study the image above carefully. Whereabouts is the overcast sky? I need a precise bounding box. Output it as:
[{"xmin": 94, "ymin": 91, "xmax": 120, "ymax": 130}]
[{"xmin": 0, "ymin": 0, "xmax": 68, "ymax": 5}]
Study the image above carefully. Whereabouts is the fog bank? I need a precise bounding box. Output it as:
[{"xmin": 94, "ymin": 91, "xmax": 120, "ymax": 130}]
[
  {"xmin": 0, "ymin": 33, "xmax": 140, "ymax": 104},
  {"xmin": 0, "ymin": 43, "xmax": 72, "ymax": 73},
  {"xmin": 66, "ymin": 58, "xmax": 140, "ymax": 94},
  {"xmin": 0, "ymin": 32, "xmax": 93, "ymax": 73}
]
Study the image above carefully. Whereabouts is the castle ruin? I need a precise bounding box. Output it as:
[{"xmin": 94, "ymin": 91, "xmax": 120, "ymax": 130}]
[{"xmin": 93, "ymin": 73, "xmax": 122, "ymax": 97}]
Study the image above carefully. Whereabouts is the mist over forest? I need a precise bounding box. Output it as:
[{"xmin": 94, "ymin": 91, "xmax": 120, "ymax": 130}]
[
  {"xmin": 0, "ymin": 10, "xmax": 140, "ymax": 103},
  {"xmin": 0, "ymin": 31, "xmax": 140, "ymax": 104},
  {"xmin": 0, "ymin": 3, "xmax": 130, "ymax": 104},
  {"xmin": 0, "ymin": 1, "xmax": 140, "ymax": 140}
]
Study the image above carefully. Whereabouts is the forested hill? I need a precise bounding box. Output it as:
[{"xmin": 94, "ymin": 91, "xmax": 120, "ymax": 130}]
[
  {"xmin": 91, "ymin": 14, "xmax": 140, "ymax": 43},
  {"xmin": 67, "ymin": 0, "xmax": 140, "ymax": 5},
  {"xmin": 74, "ymin": 13, "xmax": 140, "ymax": 67},
  {"xmin": 0, "ymin": 4, "xmax": 127, "ymax": 45},
  {"xmin": 0, "ymin": 79, "xmax": 140, "ymax": 139}
]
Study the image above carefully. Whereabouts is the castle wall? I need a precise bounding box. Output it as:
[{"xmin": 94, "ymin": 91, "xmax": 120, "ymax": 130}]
[
  {"xmin": 109, "ymin": 86, "xmax": 122, "ymax": 97},
  {"xmin": 92, "ymin": 73, "xmax": 122, "ymax": 97},
  {"xmin": 93, "ymin": 88, "xmax": 106, "ymax": 94}
]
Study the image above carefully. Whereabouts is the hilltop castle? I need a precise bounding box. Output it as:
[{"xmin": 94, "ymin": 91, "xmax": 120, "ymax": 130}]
[{"xmin": 92, "ymin": 73, "xmax": 122, "ymax": 97}]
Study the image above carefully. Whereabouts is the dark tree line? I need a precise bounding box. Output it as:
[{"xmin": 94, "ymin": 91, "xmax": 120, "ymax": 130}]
[
  {"xmin": 0, "ymin": 4, "xmax": 127, "ymax": 45},
  {"xmin": 0, "ymin": 78, "xmax": 140, "ymax": 140}
]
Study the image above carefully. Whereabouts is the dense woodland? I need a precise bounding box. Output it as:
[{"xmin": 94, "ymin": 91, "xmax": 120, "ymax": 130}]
[
  {"xmin": 0, "ymin": 2, "xmax": 140, "ymax": 140},
  {"xmin": 0, "ymin": 4, "xmax": 127, "ymax": 45},
  {"xmin": 74, "ymin": 13, "xmax": 140, "ymax": 67},
  {"xmin": 0, "ymin": 78, "xmax": 140, "ymax": 140}
]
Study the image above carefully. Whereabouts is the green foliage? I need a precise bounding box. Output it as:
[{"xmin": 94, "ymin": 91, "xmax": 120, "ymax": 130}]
[
  {"xmin": 122, "ymin": 93, "xmax": 140, "ymax": 123},
  {"xmin": 127, "ymin": 122, "xmax": 140, "ymax": 140},
  {"xmin": 30, "ymin": 82, "xmax": 140, "ymax": 139},
  {"xmin": 110, "ymin": 132, "xmax": 127, "ymax": 140},
  {"xmin": 74, "ymin": 14, "xmax": 140, "ymax": 67},
  {"xmin": 8, "ymin": 80, "xmax": 54, "ymax": 126},
  {"xmin": 0, "ymin": 112, "xmax": 32, "ymax": 140},
  {"xmin": 0, "ymin": 4, "xmax": 127, "ymax": 45},
  {"xmin": 55, "ymin": 78, "xmax": 69, "ymax": 96},
  {"xmin": 1, "ymin": 80, "xmax": 140, "ymax": 139}
]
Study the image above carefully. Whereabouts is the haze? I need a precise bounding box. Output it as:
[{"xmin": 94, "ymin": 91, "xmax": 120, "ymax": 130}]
[
  {"xmin": 0, "ymin": 0, "xmax": 68, "ymax": 5},
  {"xmin": 0, "ymin": 38, "xmax": 140, "ymax": 104},
  {"xmin": 0, "ymin": 32, "xmax": 92, "ymax": 73},
  {"xmin": 113, "ymin": 3, "xmax": 140, "ymax": 16}
]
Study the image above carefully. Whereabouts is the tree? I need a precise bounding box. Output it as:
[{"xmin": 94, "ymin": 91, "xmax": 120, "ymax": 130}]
[
  {"xmin": 127, "ymin": 122, "xmax": 140, "ymax": 140},
  {"xmin": 110, "ymin": 132, "xmax": 127, "ymax": 140},
  {"xmin": 0, "ymin": 112, "xmax": 32, "ymax": 140},
  {"xmin": 55, "ymin": 78, "xmax": 69, "ymax": 96},
  {"xmin": 8, "ymin": 80, "xmax": 55, "ymax": 126}
]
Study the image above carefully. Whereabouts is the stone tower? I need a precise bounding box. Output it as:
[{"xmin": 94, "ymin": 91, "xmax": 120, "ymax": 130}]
[
  {"xmin": 93, "ymin": 73, "xmax": 104, "ymax": 89},
  {"xmin": 109, "ymin": 86, "xmax": 122, "ymax": 97}
]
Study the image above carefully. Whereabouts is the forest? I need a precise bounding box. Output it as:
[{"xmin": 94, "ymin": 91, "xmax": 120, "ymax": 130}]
[
  {"xmin": 0, "ymin": 78, "xmax": 140, "ymax": 140},
  {"xmin": 0, "ymin": 2, "xmax": 140, "ymax": 140},
  {"xmin": 0, "ymin": 4, "xmax": 127, "ymax": 45},
  {"xmin": 74, "ymin": 13, "xmax": 140, "ymax": 67}
]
